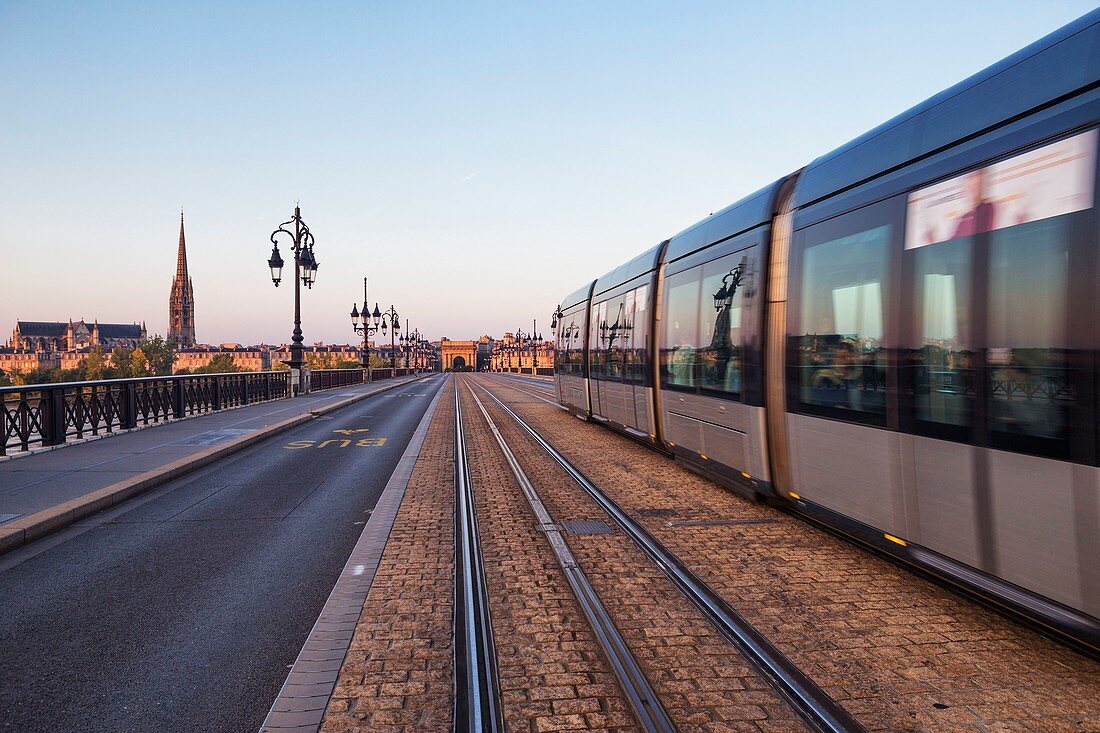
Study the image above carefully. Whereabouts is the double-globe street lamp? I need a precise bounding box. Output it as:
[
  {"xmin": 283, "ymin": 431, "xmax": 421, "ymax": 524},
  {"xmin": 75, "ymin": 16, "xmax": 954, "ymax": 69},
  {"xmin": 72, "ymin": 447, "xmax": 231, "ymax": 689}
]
[
  {"xmin": 267, "ymin": 203, "xmax": 319, "ymax": 394},
  {"xmin": 514, "ymin": 323, "xmax": 543, "ymax": 374},
  {"xmin": 352, "ymin": 297, "xmax": 400, "ymax": 376},
  {"xmin": 401, "ymin": 324, "xmax": 422, "ymax": 370},
  {"xmin": 350, "ymin": 277, "xmax": 381, "ymax": 381}
]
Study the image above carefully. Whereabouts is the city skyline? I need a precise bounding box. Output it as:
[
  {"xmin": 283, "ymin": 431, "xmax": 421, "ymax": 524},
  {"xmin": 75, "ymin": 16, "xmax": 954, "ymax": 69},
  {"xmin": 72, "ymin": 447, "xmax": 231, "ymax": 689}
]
[{"xmin": 3, "ymin": 2, "xmax": 1096, "ymax": 344}]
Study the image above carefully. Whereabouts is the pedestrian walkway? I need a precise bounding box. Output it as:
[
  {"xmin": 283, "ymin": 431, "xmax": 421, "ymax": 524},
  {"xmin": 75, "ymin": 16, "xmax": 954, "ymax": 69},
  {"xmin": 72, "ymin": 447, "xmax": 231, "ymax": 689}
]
[{"xmin": 0, "ymin": 375, "xmax": 424, "ymax": 553}]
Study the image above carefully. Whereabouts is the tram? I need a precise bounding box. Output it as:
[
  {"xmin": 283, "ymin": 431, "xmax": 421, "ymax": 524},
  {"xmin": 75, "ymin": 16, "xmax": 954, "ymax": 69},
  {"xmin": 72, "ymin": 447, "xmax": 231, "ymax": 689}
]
[{"xmin": 554, "ymin": 10, "xmax": 1100, "ymax": 650}]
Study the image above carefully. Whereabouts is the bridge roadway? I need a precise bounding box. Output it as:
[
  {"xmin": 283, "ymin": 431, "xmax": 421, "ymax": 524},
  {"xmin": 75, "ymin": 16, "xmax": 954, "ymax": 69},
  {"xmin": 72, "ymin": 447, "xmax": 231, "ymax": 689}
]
[{"xmin": 0, "ymin": 374, "xmax": 446, "ymax": 733}]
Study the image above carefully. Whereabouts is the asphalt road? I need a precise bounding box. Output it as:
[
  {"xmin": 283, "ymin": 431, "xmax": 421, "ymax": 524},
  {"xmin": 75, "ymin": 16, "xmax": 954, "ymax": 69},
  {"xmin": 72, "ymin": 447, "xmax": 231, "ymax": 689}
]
[{"xmin": 0, "ymin": 374, "xmax": 446, "ymax": 733}]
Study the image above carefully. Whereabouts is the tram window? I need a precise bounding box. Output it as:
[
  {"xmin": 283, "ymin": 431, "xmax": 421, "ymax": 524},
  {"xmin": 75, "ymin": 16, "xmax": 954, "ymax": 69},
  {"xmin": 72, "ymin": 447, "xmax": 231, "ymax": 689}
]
[
  {"xmin": 909, "ymin": 238, "xmax": 974, "ymax": 430},
  {"xmin": 604, "ymin": 296, "xmax": 626, "ymax": 381},
  {"xmin": 633, "ymin": 285, "xmax": 649, "ymax": 384},
  {"xmin": 662, "ymin": 270, "xmax": 700, "ymax": 388},
  {"xmin": 589, "ymin": 301, "xmax": 605, "ymax": 378},
  {"xmin": 558, "ymin": 309, "xmax": 584, "ymax": 376},
  {"xmin": 699, "ymin": 253, "xmax": 748, "ymax": 396},
  {"xmin": 622, "ymin": 289, "xmax": 638, "ymax": 382},
  {"xmin": 987, "ymin": 217, "xmax": 1071, "ymax": 447},
  {"xmin": 798, "ymin": 224, "xmax": 890, "ymax": 418}
]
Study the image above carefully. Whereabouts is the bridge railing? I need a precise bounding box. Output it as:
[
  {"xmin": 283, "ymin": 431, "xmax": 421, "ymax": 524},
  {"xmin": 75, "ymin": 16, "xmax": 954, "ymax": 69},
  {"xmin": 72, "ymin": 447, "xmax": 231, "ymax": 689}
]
[
  {"xmin": 310, "ymin": 368, "xmax": 365, "ymax": 391},
  {"xmin": 1, "ymin": 371, "xmax": 291, "ymax": 455}
]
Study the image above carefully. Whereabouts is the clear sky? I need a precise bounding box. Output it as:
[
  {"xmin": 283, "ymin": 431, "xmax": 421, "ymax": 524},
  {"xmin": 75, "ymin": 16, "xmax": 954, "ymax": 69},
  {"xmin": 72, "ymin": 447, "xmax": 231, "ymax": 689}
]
[{"xmin": 2, "ymin": 1, "xmax": 1095, "ymax": 346}]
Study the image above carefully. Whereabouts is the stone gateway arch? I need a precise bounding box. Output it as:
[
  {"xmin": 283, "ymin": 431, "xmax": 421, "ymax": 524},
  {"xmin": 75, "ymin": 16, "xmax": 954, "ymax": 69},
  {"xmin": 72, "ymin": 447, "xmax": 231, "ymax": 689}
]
[{"xmin": 439, "ymin": 338, "xmax": 478, "ymax": 372}]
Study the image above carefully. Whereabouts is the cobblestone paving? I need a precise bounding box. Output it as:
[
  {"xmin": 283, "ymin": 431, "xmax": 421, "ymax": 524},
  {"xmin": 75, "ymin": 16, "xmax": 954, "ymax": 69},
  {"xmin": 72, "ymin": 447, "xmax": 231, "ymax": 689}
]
[
  {"xmin": 475, "ymin": 376, "xmax": 1100, "ymax": 733},
  {"xmin": 466, "ymin": 378, "xmax": 808, "ymax": 733},
  {"xmin": 458, "ymin": 382, "xmax": 641, "ymax": 733},
  {"xmin": 321, "ymin": 381, "xmax": 456, "ymax": 732}
]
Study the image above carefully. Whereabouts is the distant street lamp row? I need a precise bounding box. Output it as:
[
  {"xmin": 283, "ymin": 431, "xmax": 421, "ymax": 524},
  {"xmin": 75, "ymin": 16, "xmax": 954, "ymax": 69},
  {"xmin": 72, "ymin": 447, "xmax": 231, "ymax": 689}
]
[{"xmin": 265, "ymin": 204, "xmax": 433, "ymax": 393}]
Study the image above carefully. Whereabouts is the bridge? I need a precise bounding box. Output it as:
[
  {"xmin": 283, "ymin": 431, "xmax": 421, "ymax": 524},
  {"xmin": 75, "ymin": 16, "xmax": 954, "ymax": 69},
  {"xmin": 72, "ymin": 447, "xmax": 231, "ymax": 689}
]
[
  {"xmin": 0, "ymin": 370, "xmax": 1096, "ymax": 732},
  {"xmin": 6, "ymin": 7, "xmax": 1100, "ymax": 732}
]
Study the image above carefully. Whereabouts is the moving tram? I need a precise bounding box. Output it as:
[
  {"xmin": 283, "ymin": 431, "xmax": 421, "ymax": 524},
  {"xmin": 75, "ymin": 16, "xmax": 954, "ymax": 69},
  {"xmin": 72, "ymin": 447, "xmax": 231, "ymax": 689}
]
[{"xmin": 553, "ymin": 10, "xmax": 1100, "ymax": 651}]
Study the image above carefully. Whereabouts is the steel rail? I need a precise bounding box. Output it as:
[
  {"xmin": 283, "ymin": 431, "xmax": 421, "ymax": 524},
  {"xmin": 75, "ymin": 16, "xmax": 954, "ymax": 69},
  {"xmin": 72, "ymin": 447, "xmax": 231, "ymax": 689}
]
[
  {"xmin": 471, "ymin": 378, "xmax": 866, "ymax": 733},
  {"xmin": 487, "ymin": 378, "xmax": 561, "ymax": 408},
  {"xmin": 452, "ymin": 381, "xmax": 504, "ymax": 733},
  {"xmin": 464, "ymin": 379, "xmax": 675, "ymax": 733},
  {"xmin": 491, "ymin": 374, "xmax": 557, "ymax": 396}
]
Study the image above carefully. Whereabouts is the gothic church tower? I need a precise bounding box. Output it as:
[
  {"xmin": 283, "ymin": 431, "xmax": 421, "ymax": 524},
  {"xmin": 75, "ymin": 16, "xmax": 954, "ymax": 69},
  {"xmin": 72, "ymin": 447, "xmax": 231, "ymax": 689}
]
[{"xmin": 168, "ymin": 210, "xmax": 197, "ymax": 346}]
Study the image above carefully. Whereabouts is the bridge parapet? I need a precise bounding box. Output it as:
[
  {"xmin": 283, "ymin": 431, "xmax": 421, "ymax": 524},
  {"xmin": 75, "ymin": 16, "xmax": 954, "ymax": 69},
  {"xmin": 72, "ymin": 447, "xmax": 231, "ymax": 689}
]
[{"xmin": 0, "ymin": 368, "xmax": 394, "ymax": 455}]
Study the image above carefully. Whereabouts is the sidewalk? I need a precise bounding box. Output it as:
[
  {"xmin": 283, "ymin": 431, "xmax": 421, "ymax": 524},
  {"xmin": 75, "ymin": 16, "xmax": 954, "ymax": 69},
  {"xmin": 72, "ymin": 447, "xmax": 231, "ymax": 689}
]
[{"xmin": 0, "ymin": 375, "xmax": 424, "ymax": 553}]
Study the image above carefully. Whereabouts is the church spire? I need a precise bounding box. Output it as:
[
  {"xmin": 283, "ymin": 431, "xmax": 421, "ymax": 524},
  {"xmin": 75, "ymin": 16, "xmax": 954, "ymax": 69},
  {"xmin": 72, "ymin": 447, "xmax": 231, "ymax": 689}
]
[
  {"xmin": 176, "ymin": 209, "xmax": 188, "ymax": 280},
  {"xmin": 168, "ymin": 209, "xmax": 196, "ymax": 346}
]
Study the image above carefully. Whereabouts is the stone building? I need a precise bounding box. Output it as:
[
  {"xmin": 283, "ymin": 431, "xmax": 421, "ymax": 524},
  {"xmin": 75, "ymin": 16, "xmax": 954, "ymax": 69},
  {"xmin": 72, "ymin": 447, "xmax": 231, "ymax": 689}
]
[
  {"xmin": 175, "ymin": 345, "xmax": 272, "ymax": 373},
  {"xmin": 10, "ymin": 320, "xmax": 146, "ymax": 352},
  {"xmin": 0, "ymin": 349, "xmax": 60, "ymax": 376}
]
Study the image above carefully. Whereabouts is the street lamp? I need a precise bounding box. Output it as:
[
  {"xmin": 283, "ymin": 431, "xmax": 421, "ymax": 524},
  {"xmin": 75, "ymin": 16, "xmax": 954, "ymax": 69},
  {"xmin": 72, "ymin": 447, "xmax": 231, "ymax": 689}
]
[
  {"xmin": 267, "ymin": 202, "xmax": 320, "ymax": 393},
  {"xmin": 402, "ymin": 326, "xmax": 422, "ymax": 370},
  {"xmin": 376, "ymin": 304, "xmax": 400, "ymax": 370},
  {"xmin": 351, "ymin": 277, "xmax": 381, "ymax": 381}
]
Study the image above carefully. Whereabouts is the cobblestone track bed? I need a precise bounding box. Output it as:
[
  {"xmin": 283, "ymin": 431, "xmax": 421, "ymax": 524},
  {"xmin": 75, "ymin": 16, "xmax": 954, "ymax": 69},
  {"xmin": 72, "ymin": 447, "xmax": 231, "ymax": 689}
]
[
  {"xmin": 466, "ymin": 377, "xmax": 810, "ymax": 733},
  {"xmin": 321, "ymin": 380, "xmax": 457, "ymax": 732},
  {"xmin": 472, "ymin": 376, "xmax": 1100, "ymax": 733},
  {"xmin": 458, "ymin": 380, "xmax": 643, "ymax": 733}
]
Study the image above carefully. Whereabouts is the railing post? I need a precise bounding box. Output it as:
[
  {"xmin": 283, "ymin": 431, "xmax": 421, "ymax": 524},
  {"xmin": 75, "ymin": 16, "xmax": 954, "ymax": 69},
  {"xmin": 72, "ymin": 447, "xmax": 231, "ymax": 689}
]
[
  {"xmin": 242, "ymin": 375, "xmax": 251, "ymax": 406},
  {"xmin": 173, "ymin": 377, "xmax": 185, "ymax": 418},
  {"xmin": 212, "ymin": 376, "xmax": 222, "ymax": 411},
  {"xmin": 46, "ymin": 386, "xmax": 67, "ymax": 446},
  {"xmin": 122, "ymin": 381, "xmax": 138, "ymax": 429}
]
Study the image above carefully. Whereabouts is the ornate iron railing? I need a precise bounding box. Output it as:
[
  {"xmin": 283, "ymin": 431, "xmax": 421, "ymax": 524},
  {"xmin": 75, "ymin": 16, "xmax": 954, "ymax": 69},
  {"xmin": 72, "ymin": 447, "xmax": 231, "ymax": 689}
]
[
  {"xmin": 311, "ymin": 368, "xmax": 365, "ymax": 391},
  {"xmin": 1, "ymin": 371, "xmax": 291, "ymax": 455}
]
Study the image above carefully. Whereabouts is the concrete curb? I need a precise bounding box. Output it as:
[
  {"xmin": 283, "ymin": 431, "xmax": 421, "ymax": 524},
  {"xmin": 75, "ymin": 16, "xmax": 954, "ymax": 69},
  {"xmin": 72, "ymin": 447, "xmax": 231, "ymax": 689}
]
[{"xmin": 0, "ymin": 376, "xmax": 427, "ymax": 556}]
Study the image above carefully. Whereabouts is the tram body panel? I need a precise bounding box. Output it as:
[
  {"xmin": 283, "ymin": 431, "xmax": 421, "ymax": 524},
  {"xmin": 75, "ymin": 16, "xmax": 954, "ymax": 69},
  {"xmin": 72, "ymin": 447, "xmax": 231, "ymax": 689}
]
[
  {"xmin": 987, "ymin": 450, "xmax": 1090, "ymax": 614},
  {"xmin": 787, "ymin": 413, "xmax": 907, "ymax": 537},
  {"xmin": 908, "ymin": 435, "xmax": 982, "ymax": 569}
]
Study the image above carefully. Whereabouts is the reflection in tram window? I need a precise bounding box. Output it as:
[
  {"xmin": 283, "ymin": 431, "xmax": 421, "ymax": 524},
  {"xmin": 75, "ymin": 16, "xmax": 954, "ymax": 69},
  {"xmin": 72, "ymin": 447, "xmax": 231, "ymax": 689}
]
[
  {"xmin": 988, "ymin": 217, "xmax": 1072, "ymax": 447},
  {"xmin": 662, "ymin": 270, "xmax": 700, "ymax": 388},
  {"xmin": 589, "ymin": 300, "xmax": 607, "ymax": 378},
  {"xmin": 603, "ymin": 297, "xmax": 626, "ymax": 380},
  {"xmin": 555, "ymin": 307, "xmax": 585, "ymax": 376},
  {"xmin": 799, "ymin": 225, "xmax": 890, "ymax": 417},
  {"xmin": 623, "ymin": 286, "xmax": 648, "ymax": 385},
  {"xmin": 699, "ymin": 254, "xmax": 747, "ymax": 395},
  {"xmin": 910, "ymin": 238, "xmax": 973, "ymax": 430}
]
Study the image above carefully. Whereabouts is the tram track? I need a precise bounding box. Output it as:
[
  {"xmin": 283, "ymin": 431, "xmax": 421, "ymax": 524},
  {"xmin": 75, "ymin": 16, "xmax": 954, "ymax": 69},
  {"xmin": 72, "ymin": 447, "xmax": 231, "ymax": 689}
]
[
  {"xmin": 466, "ymin": 375, "xmax": 864, "ymax": 733},
  {"xmin": 464, "ymin": 379, "xmax": 675, "ymax": 733},
  {"xmin": 452, "ymin": 386, "xmax": 505, "ymax": 733}
]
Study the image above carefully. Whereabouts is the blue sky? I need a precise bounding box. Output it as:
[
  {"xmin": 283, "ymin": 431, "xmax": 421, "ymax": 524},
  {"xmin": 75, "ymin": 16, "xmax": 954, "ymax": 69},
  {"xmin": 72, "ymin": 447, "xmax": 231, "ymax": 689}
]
[{"xmin": 2, "ymin": 1, "xmax": 1095, "ymax": 345}]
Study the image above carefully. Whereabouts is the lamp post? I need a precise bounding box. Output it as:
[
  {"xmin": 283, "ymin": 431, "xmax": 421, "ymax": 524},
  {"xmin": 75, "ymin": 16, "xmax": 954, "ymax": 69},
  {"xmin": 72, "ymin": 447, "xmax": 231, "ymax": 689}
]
[
  {"xmin": 376, "ymin": 304, "xmax": 400, "ymax": 370},
  {"xmin": 529, "ymin": 319, "xmax": 543, "ymax": 372},
  {"xmin": 515, "ymin": 326, "xmax": 541, "ymax": 374},
  {"xmin": 350, "ymin": 277, "xmax": 381, "ymax": 382},
  {"xmin": 267, "ymin": 203, "xmax": 319, "ymax": 395},
  {"xmin": 403, "ymin": 326, "xmax": 421, "ymax": 370},
  {"xmin": 401, "ymin": 320, "xmax": 412, "ymax": 369}
]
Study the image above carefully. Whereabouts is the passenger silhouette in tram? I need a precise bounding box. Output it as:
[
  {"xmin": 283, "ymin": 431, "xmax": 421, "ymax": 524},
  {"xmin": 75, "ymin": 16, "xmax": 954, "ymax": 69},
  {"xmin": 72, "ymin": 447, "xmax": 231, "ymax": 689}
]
[{"xmin": 952, "ymin": 169, "xmax": 998, "ymax": 238}]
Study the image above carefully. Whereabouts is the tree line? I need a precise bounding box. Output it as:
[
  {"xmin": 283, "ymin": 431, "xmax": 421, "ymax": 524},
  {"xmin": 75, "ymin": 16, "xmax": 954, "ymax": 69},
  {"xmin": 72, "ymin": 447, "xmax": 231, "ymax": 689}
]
[{"xmin": 0, "ymin": 338, "xmax": 368, "ymax": 387}]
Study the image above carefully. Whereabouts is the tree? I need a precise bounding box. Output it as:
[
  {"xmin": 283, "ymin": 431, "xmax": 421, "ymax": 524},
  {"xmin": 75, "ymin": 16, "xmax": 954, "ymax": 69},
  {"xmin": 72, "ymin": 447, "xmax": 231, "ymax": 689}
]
[
  {"xmin": 194, "ymin": 353, "xmax": 239, "ymax": 374},
  {"xmin": 110, "ymin": 347, "xmax": 135, "ymax": 379},
  {"xmin": 139, "ymin": 336, "xmax": 176, "ymax": 376},
  {"xmin": 81, "ymin": 347, "xmax": 110, "ymax": 381},
  {"xmin": 0, "ymin": 368, "xmax": 11, "ymax": 387},
  {"xmin": 306, "ymin": 352, "xmax": 338, "ymax": 370},
  {"xmin": 129, "ymin": 347, "xmax": 152, "ymax": 377}
]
